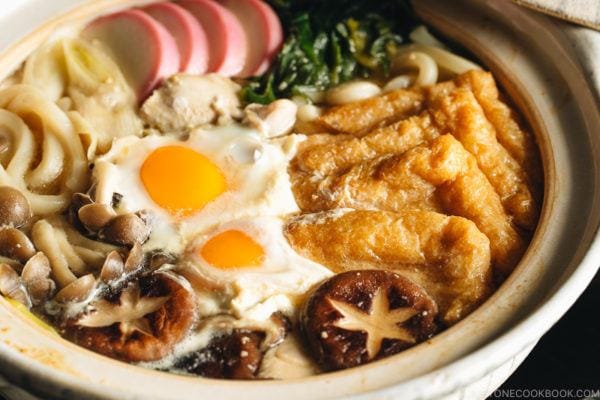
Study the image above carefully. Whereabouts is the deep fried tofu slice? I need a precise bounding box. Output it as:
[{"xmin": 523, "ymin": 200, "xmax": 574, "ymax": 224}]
[
  {"xmin": 293, "ymin": 135, "xmax": 524, "ymax": 275},
  {"xmin": 285, "ymin": 209, "xmax": 493, "ymax": 324},
  {"xmin": 426, "ymin": 84, "xmax": 538, "ymax": 229},
  {"xmin": 454, "ymin": 70, "xmax": 542, "ymax": 185},
  {"xmin": 291, "ymin": 133, "xmax": 450, "ymax": 214},
  {"xmin": 292, "ymin": 113, "xmax": 441, "ymax": 176},
  {"xmin": 293, "ymin": 75, "xmax": 539, "ymax": 229},
  {"xmin": 307, "ymin": 89, "xmax": 425, "ymax": 136}
]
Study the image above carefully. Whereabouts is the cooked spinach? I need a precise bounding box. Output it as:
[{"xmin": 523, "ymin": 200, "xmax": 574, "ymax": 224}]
[{"xmin": 241, "ymin": 0, "xmax": 419, "ymax": 104}]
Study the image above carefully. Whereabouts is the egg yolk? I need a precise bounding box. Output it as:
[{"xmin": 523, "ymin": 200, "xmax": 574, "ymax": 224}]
[
  {"xmin": 140, "ymin": 146, "xmax": 226, "ymax": 216},
  {"xmin": 200, "ymin": 230, "xmax": 265, "ymax": 269}
]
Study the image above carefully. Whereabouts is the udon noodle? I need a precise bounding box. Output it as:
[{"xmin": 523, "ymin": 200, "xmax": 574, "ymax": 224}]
[
  {"xmin": 32, "ymin": 216, "xmax": 116, "ymax": 288},
  {"xmin": 0, "ymin": 85, "xmax": 87, "ymax": 214}
]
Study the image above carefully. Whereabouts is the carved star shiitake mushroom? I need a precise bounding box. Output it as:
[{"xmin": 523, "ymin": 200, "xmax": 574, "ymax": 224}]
[
  {"xmin": 301, "ymin": 270, "xmax": 439, "ymax": 371},
  {"xmin": 67, "ymin": 272, "xmax": 196, "ymax": 362},
  {"xmin": 78, "ymin": 284, "xmax": 169, "ymax": 338}
]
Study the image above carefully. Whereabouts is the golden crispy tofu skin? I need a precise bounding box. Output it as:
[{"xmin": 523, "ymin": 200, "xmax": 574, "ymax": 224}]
[
  {"xmin": 454, "ymin": 70, "xmax": 542, "ymax": 186},
  {"xmin": 285, "ymin": 209, "xmax": 493, "ymax": 324},
  {"xmin": 292, "ymin": 71, "xmax": 541, "ymax": 231},
  {"xmin": 426, "ymin": 85, "xmax": 538, "ymax": 229},
  {"xmin": 309, "ymin": 89, "xmax": 425, "ymax": 136},
  {"xmin": 292, "ymin": 135, "xmax": 524, "ymax": 276},
  {"xmin": 292, "ymin": 113, "xmax": 441, "ymax": 176},
  {"xmin": 291, "ymin": 132, "xmax": 453, "ymax": 214},
  {"xmin": 437, "ymin": 156, "xmax": 525, "ymax": 278}
]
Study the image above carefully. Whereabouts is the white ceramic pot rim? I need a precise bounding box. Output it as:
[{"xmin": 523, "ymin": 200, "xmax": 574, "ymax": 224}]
[{"xmin": 0, "ymin": 1, "xmax": 598, "ymax": 399}]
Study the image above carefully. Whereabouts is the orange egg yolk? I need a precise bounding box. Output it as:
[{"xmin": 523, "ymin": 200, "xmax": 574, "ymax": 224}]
[
  {"xmin": 200, "ymin": 230, "xmax": 265, "ymax": 269},
  {"xmin": 140, "ymin": 146, "xmax": 226, "ymax": 216}
]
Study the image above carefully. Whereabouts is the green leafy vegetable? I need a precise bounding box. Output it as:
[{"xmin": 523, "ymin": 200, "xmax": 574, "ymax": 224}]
[{"xmin": 241, "ymin": 0, "xmax": 418, "ymax": 104}]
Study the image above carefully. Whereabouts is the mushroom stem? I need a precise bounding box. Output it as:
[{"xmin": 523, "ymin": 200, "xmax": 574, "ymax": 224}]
[{"xmin": 31, "ymin": 220, "xmax": 77, "ymax": 288}]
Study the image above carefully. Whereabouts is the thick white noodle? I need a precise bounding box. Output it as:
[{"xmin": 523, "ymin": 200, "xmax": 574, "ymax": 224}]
[
  {"xmin": 392, "ymin": 51, "xmax": 438, "ymax": 87},
  {"xmin": 31, "ymin": 217, "xmax": 115, "ymax": 289},
  {"xmin": 325, "ymin": 81, "xmax": 382, "ymax": 106},
  {"xmin": 0, "ymin": 85, "xmax": 88, "ymax": 214},
  {"xmin": 68, "ymin": 110, "xmax": 99, "ymax": 159},
  {"xmin": 26, "ymin": 134, "xmax": 64, "ymax": 190},
  {"xmin": 296, "ymin": 104, "xmax": 323, "ymax": 122},
  {"xmin": 409, "ymin": 25, "xmax": 449, "ymax": 50},
  {"xmin": 32, "ymin": 219, "xmax": 78, "ymax": 288},
  {"xmin": 0, "ymin": 109, "xmax": 68, "ymax": 214},
  {"xmin": 395, "ymin": 43, "xmax": 481, "ymax": 76},
  {"xmin": 383, "ymin": 74, "xmax": 416, "ymax": 92}
]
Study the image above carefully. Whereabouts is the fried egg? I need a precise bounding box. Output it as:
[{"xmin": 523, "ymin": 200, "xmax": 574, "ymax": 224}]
[
  {"xmin": 92, "ymin": 124, "xmax": 302, "ymax": 252},
  {"xmin": 180, "ymin": 216, "xmax": 333, "ymax": 321}
]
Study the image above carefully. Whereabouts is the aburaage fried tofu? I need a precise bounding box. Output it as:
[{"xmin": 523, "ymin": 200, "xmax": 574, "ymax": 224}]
[
  {"xmin": 292, "ymin": 135, "xmax": 525, "ymax": 277},
  {"xmin": 291, "ymin": 70, "xmax": 540, "ymax": 230},
  {"xmin": 285, "ymin": 209, "xmax": 493, "ymax": 324},
  {"xmin": 305, "ymin": 88, "xmax": 425, "ymax": 136},
  {"xmin": 455, "ymin": 70, "xmax": 542, "ymax": 185},
  {"xmin": 426, "ymin": 84, "xmax": 538, "ymax": 229},
  {"xmin": 293, "ymin": 113, "xmax": 441, "ymax": 176}
]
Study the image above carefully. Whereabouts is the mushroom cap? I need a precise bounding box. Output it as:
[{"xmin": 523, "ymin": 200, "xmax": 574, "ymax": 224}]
[
  {"xmin": 78, "ymin": 203, "xmax": 116, "ymax": 232},
  {"xmin": 54, "ymin": 274, "xmax": 96, "ymax": 303},
  {"xmin": 21, "ymin": 253, "xmax": 55, "ymax": 305},
  {"xmin": 0, "ymin": 186, "xmax": 32, "ymax": 228},
  {"xmin": 68, "ymin": 272, "xmax": 196, "ymax": 362},
  {"xmin": 0, "ymin": 263, "xmax": 32, "ymax": 308},
  {"xmin": 99, "ymin": 214, "xmax": 151, "ymax": 247},
  {"xmin": 0, "ymin": 227, "xmax": 36, "ymax": 263}
]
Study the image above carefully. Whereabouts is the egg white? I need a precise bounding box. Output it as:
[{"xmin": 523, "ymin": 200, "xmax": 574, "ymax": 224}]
[
  {"xmin": 91, "ymin": 124, "xmax": 303, "ymax": 253},
  {"xmin": 180, "ymin": 216, "xmax": 333, "ymax": 321}
]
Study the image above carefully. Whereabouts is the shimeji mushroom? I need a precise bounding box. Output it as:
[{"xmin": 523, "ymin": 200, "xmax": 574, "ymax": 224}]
[
  {"xmin": 54, "ymin": 274, "xmax": 96, "ymax": 303},
  {"xmin": 21, "ymin": 252, "xmax": 56, "ymax": 305},
  {"xmin": 0, "ymin": 186, "xmax": 32, "ymax": 228},
  {"xmin": 0, "ymin": 263, "xmax": 31, "ymax": 307},
  {"xmin": 243, "ymin": 99, "xmax": 298, "ymax": 139},
  {"xmin": 0, "ymin": 227, "xmax": 36, "ymax": 263},
  {"xmin": 99, "ymin": 250, "xmax": 125, "ymax": 283}
]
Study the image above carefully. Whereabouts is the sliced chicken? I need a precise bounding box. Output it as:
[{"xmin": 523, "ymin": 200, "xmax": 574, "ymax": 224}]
[{"xmin": 140, "ymin": 74, "xmax": 242, "ymax": 132}]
